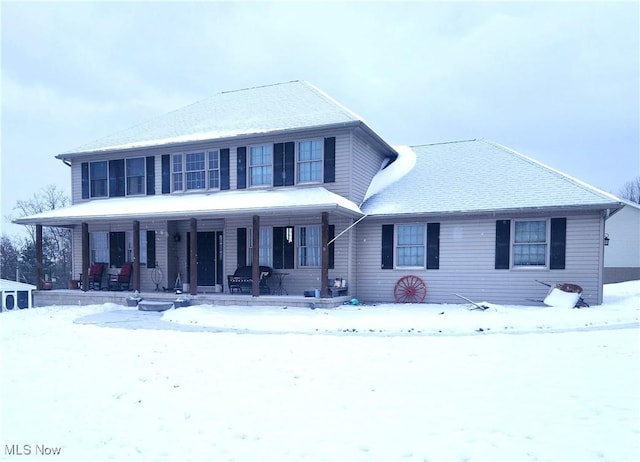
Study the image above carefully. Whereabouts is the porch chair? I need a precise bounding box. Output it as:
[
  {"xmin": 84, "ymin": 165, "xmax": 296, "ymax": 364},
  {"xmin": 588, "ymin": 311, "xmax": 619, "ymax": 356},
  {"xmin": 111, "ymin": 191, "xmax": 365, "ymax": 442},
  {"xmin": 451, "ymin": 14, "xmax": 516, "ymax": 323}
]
[
  {"xmin": 109, "ymin": 262, "xmax": 133, "ymax": 291},
  {"xmin": 88, "ymin": 262, "xmax": 105, "ymax": 290}
]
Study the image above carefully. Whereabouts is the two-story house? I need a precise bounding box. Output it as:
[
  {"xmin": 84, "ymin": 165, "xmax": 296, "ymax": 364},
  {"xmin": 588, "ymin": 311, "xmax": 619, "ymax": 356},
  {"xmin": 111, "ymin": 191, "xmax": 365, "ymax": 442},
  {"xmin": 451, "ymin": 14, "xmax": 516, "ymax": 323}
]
[{"xmin": 16, "ymin": 81, "xmax": 623, "ymax": 305}]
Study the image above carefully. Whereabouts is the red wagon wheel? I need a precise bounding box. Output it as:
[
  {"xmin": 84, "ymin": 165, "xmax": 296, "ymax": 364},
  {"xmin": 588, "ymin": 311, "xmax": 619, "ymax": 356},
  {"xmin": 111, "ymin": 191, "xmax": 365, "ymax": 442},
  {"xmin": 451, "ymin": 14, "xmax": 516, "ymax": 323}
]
[{"xmin": 394, "ymin": 275, "xmax": 427, "ymax": 303}]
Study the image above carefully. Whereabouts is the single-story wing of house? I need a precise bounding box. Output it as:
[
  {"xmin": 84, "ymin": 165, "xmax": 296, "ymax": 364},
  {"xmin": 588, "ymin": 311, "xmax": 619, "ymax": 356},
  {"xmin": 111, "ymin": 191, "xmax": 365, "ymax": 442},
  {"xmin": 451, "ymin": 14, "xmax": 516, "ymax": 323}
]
[
  {"xmin": 604, "ymin": 198, "xmax": 640, "ymax": 283},
  {"xmin": 15, "ymin": 80, "xmax": 623, "ymax": 305}
]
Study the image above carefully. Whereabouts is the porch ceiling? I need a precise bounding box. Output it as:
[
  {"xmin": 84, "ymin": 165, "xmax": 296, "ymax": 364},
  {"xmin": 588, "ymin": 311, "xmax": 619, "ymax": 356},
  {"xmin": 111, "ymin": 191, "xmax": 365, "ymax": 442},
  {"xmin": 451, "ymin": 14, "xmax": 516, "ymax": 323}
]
[{"xmin": 14, "ymin": 187, "xmax": 363, "ymax": 226}]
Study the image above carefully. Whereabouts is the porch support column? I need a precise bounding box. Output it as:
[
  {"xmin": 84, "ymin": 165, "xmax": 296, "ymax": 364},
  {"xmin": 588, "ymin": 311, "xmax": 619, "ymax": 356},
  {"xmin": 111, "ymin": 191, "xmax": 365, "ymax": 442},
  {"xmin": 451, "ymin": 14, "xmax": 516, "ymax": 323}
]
[
  {"xmin": 81, "ymin": 223, "xmax": 89, "ymax": 292},
  {"xmin": 190, "ymin": 218, "xmax": 198, "ymax": 295},
  {"xmin": 252, "ymin": 215, "xmax": 260, "ymax": 297},
  {"xmin": 35, "ymin": 224, "xmax": 43, "ymax": 290},
  {"xmin": 321, "ymin": 212, "xmax": 329, "ymax": 298},
  {"xmin": 133, "ymin": 220, "xmax": 140, "ymax": 291}
]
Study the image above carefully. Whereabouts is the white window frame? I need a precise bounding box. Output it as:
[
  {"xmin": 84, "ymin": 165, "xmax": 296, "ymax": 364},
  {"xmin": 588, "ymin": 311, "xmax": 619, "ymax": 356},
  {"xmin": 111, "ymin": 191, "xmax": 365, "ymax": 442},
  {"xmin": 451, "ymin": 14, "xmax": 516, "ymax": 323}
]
[
  {"xmin": 512, "ymin": 219, "xmax": 548, "ymax": 268},
  {"xmin": 171, "ymin": 151, "xmax": 221, "ymax": 192},
  {"xmin": 297, "ymin": 225, "xmax": 321, "ymax": 268},
  {"xmin": 89, "ymin": 161, "xmax": 108, "ymax": 198},
  {"xmin": 208, "ymin": 150, "xmax": 220, "ymax": 190},
  {"xmin": 126, "ymin": 157, "xmax": 146, "ymax": 196},
  {"xmin": 249, "ymin": 144, "xmax": 273, "ymax": 187},
  {"xmin": 185, "ymin": 151, "xmax": 206, "ymax": 191},
  {"xmin": 90, "ymin": 232, "xmax": 109, "ymax": 265},
  {"xmin": 297, "ymin": 139, "xmax": 323, "ymax": 184},
  {"xmin": 125, "ymin": 231, "xmax": 148, "ymax": 266},
  {"xmin": 247, "ymin": 227, "xmax": 273, "ymax": 267},
  {"xmin": 396, "ymin": 224, "xmax": 425, "ymax": 268}
]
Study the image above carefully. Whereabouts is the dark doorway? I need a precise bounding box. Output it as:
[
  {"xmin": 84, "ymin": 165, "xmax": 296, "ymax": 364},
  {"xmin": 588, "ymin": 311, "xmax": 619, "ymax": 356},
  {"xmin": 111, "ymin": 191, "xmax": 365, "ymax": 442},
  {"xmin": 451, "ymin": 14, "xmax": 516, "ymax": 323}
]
[{"xmin": 187, "ymin": 231, "xmax": 223, "ymax": 288}]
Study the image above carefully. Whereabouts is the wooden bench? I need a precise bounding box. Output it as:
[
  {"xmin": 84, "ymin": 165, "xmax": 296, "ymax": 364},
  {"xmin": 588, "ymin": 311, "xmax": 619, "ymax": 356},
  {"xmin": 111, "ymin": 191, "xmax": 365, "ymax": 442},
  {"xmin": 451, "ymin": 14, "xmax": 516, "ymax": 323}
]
[{"xmin": 227, "ymin": 266, "xmax": 272, "ymax": 294}]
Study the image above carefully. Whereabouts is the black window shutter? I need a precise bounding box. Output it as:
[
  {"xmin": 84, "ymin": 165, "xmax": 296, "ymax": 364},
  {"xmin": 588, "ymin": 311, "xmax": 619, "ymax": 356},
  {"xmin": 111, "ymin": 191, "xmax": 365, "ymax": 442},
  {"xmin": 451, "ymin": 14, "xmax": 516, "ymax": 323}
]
[
  {"xmin": 273, "ymin": 143, "xmax": 284, "ymax": 187},
  {"xmin": 146, "ymin": 156, "xmax": 155, "ymax": 195},
  {"xmin": 220, "ymin": 148, "xmax": 230, "ymax": 190},
  {"xmin": 237, "ymin": 147, "xmax": 247, "ymax": 189},
  {"xmin": 284, "ymin": 142, "xmax": 295, "ymax": 186},
  {"xmin": 109, "ymin": 232, "xmax": 126, "ymax": 268},
  {"xmin": 324, "ymin": 137, "xmax": 336, "ymax": 183},
  {"xmin": 381, "ymin": 224, "xmax": 394, "ymax": 269},
  {"xmin": 426, "ymin": 223, "xmax": 440, "ymax": 269},
  {"xmin": 495, "ymin": 220, "xmax": 511, "ymax": 269},
  {"xmin": 161, "ymin": 154, "xmax": 170, "ymax": 194},
  {"xmin": 109, "ymin": 159, "xmax": 125, "ymax": 197},
  {"xmin": 550, "ymin": 218, "xmax": 567, "ymax": 270},
  {"xmin": 273, "ymin": 226, "xmax": 294, "ymax": 269},
  {"xmin": 146, "ymin": 230, "xmax": 156, "ymax": 268},
  {"xmin": 237, "ymin": 228, "xmax": 247, "ymax": 267},
  {"xmin": 328, "ymin": 224, "xmax": 335, "ymax": 269},
  {"xmin": 81, "ymin": 162, "xmax": 89, "ymax": 199}
]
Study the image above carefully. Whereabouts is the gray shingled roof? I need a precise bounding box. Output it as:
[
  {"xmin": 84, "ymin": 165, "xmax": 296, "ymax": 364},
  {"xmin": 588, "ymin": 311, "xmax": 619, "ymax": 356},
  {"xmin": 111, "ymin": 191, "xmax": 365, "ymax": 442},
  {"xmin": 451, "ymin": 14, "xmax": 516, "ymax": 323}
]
[
  {"xmin": 61, "ymin": 81, "xmax": 364, "ymax": 156},
  {"xmin": 361, "ymin": 139, "xmax": 622, "ymax": 216}
]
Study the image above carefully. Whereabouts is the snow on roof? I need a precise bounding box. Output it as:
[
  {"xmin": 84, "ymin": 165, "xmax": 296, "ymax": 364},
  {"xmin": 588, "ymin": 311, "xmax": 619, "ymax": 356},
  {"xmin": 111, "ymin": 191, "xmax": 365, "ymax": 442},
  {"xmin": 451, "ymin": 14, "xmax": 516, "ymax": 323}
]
[
  {"xmin": 361, "ymin": 139, "xmax": 623, "ymax": 216},
  {"xmin": 362, "ymin": 145, "xmax": 416, "ymax": 203},
  {"xmin": 61, "ymin": 81, "xmax": 365, "ymax": 156},
  {"xmin": 0, "ymin": 279, "xmax": 36, "ymax": 291},
  {"xmin": 14, "ymin": 187, "xmax": 363, "ymax": 226}
]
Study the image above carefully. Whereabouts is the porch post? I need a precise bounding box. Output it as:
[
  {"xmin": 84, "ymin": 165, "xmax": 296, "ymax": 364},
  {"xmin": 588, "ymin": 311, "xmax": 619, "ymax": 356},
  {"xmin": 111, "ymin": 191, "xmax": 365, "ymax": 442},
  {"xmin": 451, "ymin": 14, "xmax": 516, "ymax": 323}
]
[
  {"xmin": 133, "ymin": 220, "xmax": 140, "ymax": 291},
  {"xmin": 35, "ymin": 224, "xmax": 43, "ymax": 290},
  {"xmin": 321, "ymin": 212, "xmax": 329, "ymax": 298},
  {"xmin": 81, "ymin": 223, "xmax": 89, "ymax": 292},
  {"xmin": 190, "ymin": 218, "xmax": 197, "ymax": 295},
  {"xmin": 252, "ymin": 215, "xmax": 260, "ymax": 297}
]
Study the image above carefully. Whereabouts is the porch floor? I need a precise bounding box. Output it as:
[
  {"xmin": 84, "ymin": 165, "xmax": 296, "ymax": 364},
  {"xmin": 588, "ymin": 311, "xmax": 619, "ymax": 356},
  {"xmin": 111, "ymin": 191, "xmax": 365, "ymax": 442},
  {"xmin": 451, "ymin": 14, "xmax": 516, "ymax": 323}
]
[{"xmin": 33, "ymin": 289, "xmax": 351, "ymax": 309}]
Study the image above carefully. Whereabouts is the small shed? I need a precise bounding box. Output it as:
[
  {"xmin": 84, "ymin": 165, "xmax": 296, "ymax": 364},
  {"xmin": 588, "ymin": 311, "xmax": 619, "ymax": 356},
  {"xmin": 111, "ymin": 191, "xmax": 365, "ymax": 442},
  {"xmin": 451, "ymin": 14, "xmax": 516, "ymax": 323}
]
[{"xmin": 1, "ymin": 279, "xmax": 36, "ymax": 311}]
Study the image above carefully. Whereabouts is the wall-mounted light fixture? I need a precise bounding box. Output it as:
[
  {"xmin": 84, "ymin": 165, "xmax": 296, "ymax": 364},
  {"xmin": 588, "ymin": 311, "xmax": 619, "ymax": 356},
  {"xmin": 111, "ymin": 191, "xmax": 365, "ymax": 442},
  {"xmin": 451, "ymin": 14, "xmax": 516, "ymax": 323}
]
[
  {"xmin": 604, "ymin": 233, "xmax": 610, "ymax": 246},
  {"xmin": 174, "ymin": 233, "xmax": 181, "ymax": 243}
]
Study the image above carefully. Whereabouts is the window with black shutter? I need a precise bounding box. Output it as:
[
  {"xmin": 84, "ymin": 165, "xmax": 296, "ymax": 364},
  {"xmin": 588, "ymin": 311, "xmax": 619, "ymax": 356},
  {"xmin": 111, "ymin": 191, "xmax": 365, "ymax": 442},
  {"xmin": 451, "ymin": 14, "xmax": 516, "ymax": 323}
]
[
  {"xmin": 550, "ymin": 218, "xmax": 567, "ymax": 270},
  {"xmin": 323, "ymin": 137, "xmax": 335, "ymax": 183},
  {"xmin": 381, "ymin": 224, "xmax": 394, "ymax": 269},
  {"xmin": 495, "ymin": 220, "xmax": 511, "ymax": 269},
  {"xmin": 146, "ymin": 156, "xmax": 155, "ymax": 195}
]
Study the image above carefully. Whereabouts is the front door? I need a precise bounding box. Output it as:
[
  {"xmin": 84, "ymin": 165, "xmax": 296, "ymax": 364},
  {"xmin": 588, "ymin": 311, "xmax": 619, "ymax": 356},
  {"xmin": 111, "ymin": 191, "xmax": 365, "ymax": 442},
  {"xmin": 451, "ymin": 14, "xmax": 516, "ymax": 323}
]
[{"xmin": 188, "ymin": 231, "xmax": 223, "ymax": 288}]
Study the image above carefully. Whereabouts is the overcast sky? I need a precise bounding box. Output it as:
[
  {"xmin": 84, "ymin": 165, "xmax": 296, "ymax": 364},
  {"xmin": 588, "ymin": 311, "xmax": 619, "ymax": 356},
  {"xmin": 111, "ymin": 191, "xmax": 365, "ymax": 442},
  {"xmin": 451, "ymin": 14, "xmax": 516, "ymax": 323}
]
[{"xmin": 2, "ymin": 1, "xmax": 638, "ymax": 237}]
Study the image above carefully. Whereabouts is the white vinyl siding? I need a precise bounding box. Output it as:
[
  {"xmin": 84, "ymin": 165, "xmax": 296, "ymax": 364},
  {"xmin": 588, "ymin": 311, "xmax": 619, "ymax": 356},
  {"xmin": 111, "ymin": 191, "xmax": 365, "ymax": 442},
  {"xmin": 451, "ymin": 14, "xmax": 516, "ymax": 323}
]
[{"xmin": 355, "ymin": 214, "xmax": 605, "ymax": 305}]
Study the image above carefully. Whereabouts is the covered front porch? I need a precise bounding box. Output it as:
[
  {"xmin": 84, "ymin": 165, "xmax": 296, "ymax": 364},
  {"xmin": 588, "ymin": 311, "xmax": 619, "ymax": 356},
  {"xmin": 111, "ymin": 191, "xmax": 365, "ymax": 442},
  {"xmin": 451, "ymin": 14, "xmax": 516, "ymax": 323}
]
[{"xmin": 17, "ymin": 186, "xmax": 362, "ymax": 303}]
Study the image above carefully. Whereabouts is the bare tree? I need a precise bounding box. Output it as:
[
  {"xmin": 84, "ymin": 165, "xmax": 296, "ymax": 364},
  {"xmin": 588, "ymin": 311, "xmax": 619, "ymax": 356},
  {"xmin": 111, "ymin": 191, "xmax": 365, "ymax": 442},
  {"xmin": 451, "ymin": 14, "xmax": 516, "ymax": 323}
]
[
  {"xmin": 8, "ymin": 185, "xmax": 72, "ymax": 286},
  {"xmin": 619, "ymin": 176, "xmax": 640, "ymax": 204}
]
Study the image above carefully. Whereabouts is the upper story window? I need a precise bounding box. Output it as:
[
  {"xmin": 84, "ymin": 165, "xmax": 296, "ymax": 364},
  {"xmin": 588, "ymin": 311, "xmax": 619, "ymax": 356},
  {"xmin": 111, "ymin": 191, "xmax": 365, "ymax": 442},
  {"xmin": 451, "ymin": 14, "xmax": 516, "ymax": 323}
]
[
  {"xmin": 171, "ymin": 151, "xmax": 220, "ymax": 192},
  {"xmin": 396, "ymin": 224, "xmax": 425, "ymax": 267},
  {"xmin": 185, "ymin": 152, "xmax": 206, "ymax": 190},
  {"xmin": 297, "ymin": 140, "xmax": 322, "ymax": 183},
  {"xmin": 208, "ymin": 150, "xmax": 220, "ymax": 190},
  {"xmin": 90, "ymin": 161, "xmax": 108, "ymax": 197},
  {"xmin": 249, "ymin": 145, "xmax": 272, "ymax": 186},
  {"xmin": 126, "ymin": 158, "xmax": 145, "ymax": 195},
  {"xmin": 513, "ymin": 220, "xmax": 547, "ymax": 266}
]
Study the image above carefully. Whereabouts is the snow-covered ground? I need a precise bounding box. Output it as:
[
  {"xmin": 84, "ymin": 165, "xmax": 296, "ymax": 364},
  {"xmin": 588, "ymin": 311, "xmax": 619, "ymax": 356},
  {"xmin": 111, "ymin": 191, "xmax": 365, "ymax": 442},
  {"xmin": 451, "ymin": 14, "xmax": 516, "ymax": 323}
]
[{"xmin": 1, "ymin": 281, "xmax": 638, "ymax": 462}]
